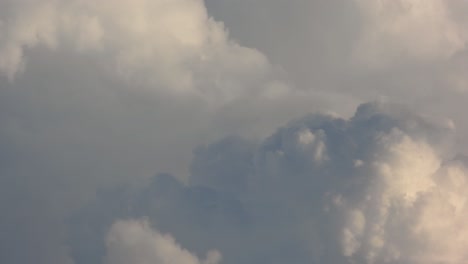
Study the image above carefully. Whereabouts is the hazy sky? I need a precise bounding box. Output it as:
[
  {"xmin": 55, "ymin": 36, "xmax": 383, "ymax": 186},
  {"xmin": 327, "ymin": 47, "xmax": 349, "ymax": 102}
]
[{"xmin": 0, "ymin": 0, "xmax": 468, "ymax": 263}]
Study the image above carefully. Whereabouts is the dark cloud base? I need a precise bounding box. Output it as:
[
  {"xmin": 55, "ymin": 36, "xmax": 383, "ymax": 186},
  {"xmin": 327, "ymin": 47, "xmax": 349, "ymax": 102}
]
[{"xmin": 67, "ymin": 102, "xmax": 467, "ymax": 264}]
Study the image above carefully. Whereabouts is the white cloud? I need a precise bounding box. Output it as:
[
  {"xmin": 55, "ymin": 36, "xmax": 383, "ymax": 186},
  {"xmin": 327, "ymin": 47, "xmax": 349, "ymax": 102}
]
[
  {"xmin": 105, "ymin": 219, "xmax": 222, "ymax": 264},
  {"xmin": 297, "ymin": 128, "xmax": 328, "ymax": 163},
  {"xmin": 0, "ymin": 0, "xmax": 282, "ymax": 102},
  {"xmin": 327, "ymin": 131, "xmax": 468, "ymax": 263},
  {"xmin": 340, "ymin": 209, "xmax": 366, "ymax": 257},
  {"xmin": 354, "ymin": 0, "xmax": 467, "ymax": 67}
]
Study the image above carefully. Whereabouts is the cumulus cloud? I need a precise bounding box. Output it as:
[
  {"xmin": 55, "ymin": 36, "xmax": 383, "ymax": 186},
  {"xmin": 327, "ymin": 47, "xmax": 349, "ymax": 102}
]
[
  {"xmin": 1, "ymin": 3, "xmax": 354, "ymax": 264},
  {"xmin": 2, "ymin": 1, "xmax": 468, "ymax": 264},
  {"xmin": 68, "ymin": 102, "xmax": 468, "ymax": 264},
  {"xmin": 0, "ymin": 0, "xmax": 282, "ymax": 101},
  {"xmin": 105, "ymin": 219, "xmax": 221, "ymax": 264},
  {"xmin": 203, "ymin": 0, "xmax": 468, "ymax": 134},
  {"xmin": 354, "ymin": 0, "xmax": 467, "ymax": 66},
  {"xmin": 325, "ymin": 134, "xmax": 468, "ymax": 264},
  {"xmin": 0, "ymin": 1, "xmax": 291, "ymax": 262}
]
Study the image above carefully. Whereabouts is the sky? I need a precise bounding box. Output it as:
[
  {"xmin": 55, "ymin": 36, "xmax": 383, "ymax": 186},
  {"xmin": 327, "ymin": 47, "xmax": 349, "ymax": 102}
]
[{"xmin": 0, "ymin": 0, "xmax": 468, "ymax": 263}]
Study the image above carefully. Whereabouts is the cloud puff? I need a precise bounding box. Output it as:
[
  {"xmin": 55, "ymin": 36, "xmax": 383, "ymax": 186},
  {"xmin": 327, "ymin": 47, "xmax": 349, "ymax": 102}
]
[
  {"xmin": 105, "ymin": 219, "xmax": 221, "ymax": 264},
  {"xmin": 0, "ymin": 0, "xmax": 281, "ymax": 101},
  {"xmin": 354, "ymin": 0, "xmax": 468, "ymax": 66},
  {"xmin": 68, "ymin": 102, "xmax": 468, "ymax": 264},
  {"xmin": 326, "ymin": 135, "xmax": 468, "ymax": 264}
]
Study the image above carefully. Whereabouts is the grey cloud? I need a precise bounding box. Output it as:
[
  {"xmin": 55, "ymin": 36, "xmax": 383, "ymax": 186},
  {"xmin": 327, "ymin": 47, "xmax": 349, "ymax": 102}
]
[
  {"xmin": 1, "ymin": 1, "xmax": 468, "ymax": 264},
  {"xmin": 190, "ymin": 136, "xmax": 255, "ymax": 195},
  {"xmin": 0, "ymin": 1, "xmax": 296, "ymax": 262},
  {"xmin": 68, "ymin": 102, "xmax": 468, "ymax": 264},
  {"xmin": 204, "ymin": 0, "xmax": 468, "ymax": 126},
  {"xmin": 205, "ymin": 0, "xmax": 363, "ymax": 90}
]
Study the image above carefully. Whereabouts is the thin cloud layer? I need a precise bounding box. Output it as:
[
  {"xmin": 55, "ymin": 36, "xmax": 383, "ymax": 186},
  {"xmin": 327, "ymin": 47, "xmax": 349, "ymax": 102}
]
[{"xmin": 70, "ymin": 103, "xmax": 468, "ymax": 264}]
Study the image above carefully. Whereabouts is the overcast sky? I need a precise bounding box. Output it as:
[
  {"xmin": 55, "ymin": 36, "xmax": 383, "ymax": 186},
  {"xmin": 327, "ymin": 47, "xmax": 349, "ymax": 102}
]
[{"xmin": 1, "ymin": 0, "xmax": 468, "ymax": 263}]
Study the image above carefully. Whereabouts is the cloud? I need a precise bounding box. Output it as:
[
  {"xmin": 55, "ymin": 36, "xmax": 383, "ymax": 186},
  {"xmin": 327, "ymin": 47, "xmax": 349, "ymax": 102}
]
[
  {"xmin": 2, "ymin": 1, "xmax": 468, "ymax": 264},
  {"xmin": 0, "ymin": 1, "xmax": 292, "ymax": 263},
  {"xmin": 105, "ymin": 219, "xmax": 221, "ymax": 264},
  {"xmin": 325, "ymin": 134, "xmax": 468, "ymax": 264},
  {"xmin": 68, "ymin": 102, "xmax": 468, "ymax": 264},
  {"xmin": 0, "ymin": 0, "xmax": 282, "ymax": 102},
  {"xmin": 354, "ymin": 0, "xmax": 467, "ymax": 66},
  {"xmin": 203, "ymin": 0, "xmax": 468, "ymax": 130},
  {"xmin": 0, "ymin": 7, "xmax": 349, "ymax": 262}
]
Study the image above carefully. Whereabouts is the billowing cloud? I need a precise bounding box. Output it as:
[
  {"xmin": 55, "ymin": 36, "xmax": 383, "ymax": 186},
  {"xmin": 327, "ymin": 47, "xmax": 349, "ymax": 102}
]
[
  {"xmin": 203, "ymin": 0, "xmax": 468, "ymax": 136},
  {"xmin": 0, "ymin": 0, "xmax": 282, "ymax": 101},
  {"xmin": 0, "ymin": 1, "xmax": 290, "ymax": 263},
  {"xmin": 2, "ymin": 1, "xmax": 468, "ymax": 264},
  {"xmin": 68, "ymin": 102, "xmax": 468, "ymax": 264},
  {"xmin": 354, "ymin": 0, "xmax": 467, "ymax": 66},
  {"xmin": 105, "ymin": 219, "xmax": 221, "ymax": 264}
]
